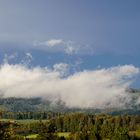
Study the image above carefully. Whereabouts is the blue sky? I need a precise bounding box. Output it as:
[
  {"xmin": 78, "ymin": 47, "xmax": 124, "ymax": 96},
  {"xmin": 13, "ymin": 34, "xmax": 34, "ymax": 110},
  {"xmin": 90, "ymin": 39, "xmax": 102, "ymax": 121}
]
[{"xmin": 0, "ymin": 0, "xmax": 140, "ymax": 88}]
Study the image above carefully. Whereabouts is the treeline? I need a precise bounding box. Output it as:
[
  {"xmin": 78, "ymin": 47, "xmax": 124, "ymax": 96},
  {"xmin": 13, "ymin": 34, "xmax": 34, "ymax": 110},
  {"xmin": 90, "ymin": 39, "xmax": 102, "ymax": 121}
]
[
  {"xmin": 38, "ymin": 113, "xmax": 140, "ymax": 140},
  {"xmin": 1, "ymin": 113, "xmax": 140, "ymax": 140},
  {"xmin": 47, "ymin": 113, "xmax": 140, "ymax": 132},
  {"xmin": 1, "ymin": 111, "xmax": 59, "ymax": 120}
]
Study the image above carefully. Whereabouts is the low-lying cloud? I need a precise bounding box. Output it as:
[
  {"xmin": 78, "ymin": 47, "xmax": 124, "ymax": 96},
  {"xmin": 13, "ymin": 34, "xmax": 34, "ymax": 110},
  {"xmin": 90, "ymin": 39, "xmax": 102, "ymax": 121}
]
[{"xmin": 0, "ymin": 63, "xmax": 139, "ymax": 109}]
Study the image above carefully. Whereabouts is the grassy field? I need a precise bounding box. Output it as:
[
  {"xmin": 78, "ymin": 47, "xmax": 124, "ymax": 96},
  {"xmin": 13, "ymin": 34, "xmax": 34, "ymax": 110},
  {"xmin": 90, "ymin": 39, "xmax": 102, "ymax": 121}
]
[
  {"xmin": 57, "ymin": 132, "xmax": 70, "ymax": 138},
  {"xmin": 25, "ymin": 132, "xmax": 70, "ymax": 138},
  {"xmin": 0, "ymin": 119, "xmax": 48, "ymax": 124},
  {"xmin": 22, "ymin": 132, "xmax": 70, "ymax": 139},
  {"xmin": 26, "ymin": 134, "xmax": 38, "ymax": 139},
  {"xmin": 15, "ymin": 119, "xmax": 41, "ymax": 124}
]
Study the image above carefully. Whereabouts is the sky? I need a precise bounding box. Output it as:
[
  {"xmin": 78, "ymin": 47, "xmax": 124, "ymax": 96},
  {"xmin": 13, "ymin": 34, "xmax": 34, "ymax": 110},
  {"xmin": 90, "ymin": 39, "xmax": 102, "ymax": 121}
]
[{"xmin": 0, "ymin": 0, "xmax": 140, "ymax": 108}]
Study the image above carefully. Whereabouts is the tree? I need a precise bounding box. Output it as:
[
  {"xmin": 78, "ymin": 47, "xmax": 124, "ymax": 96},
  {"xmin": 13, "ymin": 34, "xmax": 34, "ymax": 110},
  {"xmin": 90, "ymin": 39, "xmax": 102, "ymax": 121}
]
[
  {"xmin": 0, "ymin": 121, "xmax": 15, "ymax": 140},
  {"xmin": 38, "ymin": 121, "xmax": 58, "ymax": 140},
  {"xmin": 111, "ymin": 127, "xmax": 130, "ymax": 140}
]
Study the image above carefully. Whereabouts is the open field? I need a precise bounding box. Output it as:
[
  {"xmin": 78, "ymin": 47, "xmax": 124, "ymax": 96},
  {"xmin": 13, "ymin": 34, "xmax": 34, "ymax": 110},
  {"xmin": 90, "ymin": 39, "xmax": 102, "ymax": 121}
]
[
  {"xmin": 0, "ymin": 119, "xmax": 48, "ymax": 124},
  {"xmin": 57, "ymin": 132, "xmax": 70, "ymax": 138},
  {"xmin": 26, "ymin": 132, "xmax": 70, "ymax": 139},
  {"xmin": 26, "ymin": 134, "xmax": 38, "ymax": 139}
]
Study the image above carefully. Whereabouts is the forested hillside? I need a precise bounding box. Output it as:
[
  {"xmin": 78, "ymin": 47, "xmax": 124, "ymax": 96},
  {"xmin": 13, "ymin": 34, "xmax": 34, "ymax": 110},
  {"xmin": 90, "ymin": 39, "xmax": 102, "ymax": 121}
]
[{"xmin": 0, "ymin": 88, "xmax": 140, "ymax": 115}]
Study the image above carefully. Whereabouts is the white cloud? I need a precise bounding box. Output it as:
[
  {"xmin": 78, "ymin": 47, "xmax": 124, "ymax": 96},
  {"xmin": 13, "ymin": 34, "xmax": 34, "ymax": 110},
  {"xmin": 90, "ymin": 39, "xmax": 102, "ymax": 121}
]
[
  {"xmin": 0, "ymin": 63, "xmax": 139, "ymax": 109},
  {"xmin": 33, "ymin": 39, "xmax": 94, "ymax": 55},
  {"xmin": 46, "ymin": 39, "xmax": 64, "ymax": 47},
  {"xmin": 21, "ymin": 53, "xmax": 33, "ymax": 66},
  {"xmin": 53, "ymin": 63, "xmax": 69, "ymax": 77},
  {"xmin": 33, "ymin": 39, "xmax": 64, "ymax": 47},
  {"xmin": 25, "ymin": 53, "xmax": 33, "ymax": 59},
  {"xmin": 3, "ymin": 53, "xmax": 18, "ymax": 63}
]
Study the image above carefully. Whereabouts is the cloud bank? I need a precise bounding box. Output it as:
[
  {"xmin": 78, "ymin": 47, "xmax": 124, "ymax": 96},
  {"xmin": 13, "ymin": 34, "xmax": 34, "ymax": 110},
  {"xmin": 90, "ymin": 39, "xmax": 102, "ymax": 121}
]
[{"xmin": 0, "ymin": 63, "xmax": 139, "ymax": 109}]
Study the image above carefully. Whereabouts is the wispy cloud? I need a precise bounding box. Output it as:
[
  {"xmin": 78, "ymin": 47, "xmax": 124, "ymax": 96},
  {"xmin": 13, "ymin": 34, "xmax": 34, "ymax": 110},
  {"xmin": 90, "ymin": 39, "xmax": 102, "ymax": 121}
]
[
  {"xmin": 0, "ymin": 63, "xmax": 139, "ymax": 109},
  {"xmin": 46, "ymin": 39, "xmax": 64, "ymax": 47},
  {"xmin": 34, "ymin": 39, "xmax": 64, "ymax": 47},
  {"xmin": 3, "ymin": 53, "xmax": 18, "ymax": 64},
  {"xmin": 33, "ymin": 39, "xmax": 94, "ymax": 55},
  {"xmin": 21, "ymin": 52, "xmax": 33, "ymax": 66}
]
